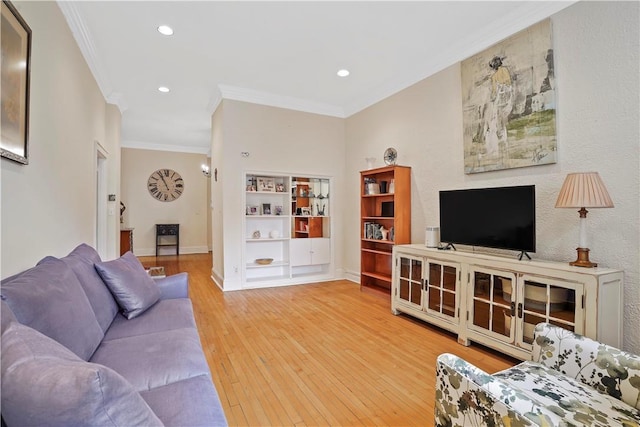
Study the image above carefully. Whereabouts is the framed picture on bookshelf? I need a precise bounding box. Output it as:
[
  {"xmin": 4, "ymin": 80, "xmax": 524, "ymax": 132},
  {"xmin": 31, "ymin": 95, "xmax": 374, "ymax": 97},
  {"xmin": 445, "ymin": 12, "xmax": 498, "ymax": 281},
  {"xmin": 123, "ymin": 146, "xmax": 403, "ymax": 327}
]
[
  {"xmin": 246, "ymin": 205, "xmax": 259, "ymax": 215},
  {"xmin": 257, "ymin": 177, "xmax": 275, "ymax": 192},
  {"xmin": 261, "ymin": 203, "xmax": 272, "ymax": 215},
  {"xmin": 301, "ymin": 207, "xmax": 311, "ymax": 216},
  {"xmin": 274, "ymin": 205, "xmax": 283, "ymax": 215}
]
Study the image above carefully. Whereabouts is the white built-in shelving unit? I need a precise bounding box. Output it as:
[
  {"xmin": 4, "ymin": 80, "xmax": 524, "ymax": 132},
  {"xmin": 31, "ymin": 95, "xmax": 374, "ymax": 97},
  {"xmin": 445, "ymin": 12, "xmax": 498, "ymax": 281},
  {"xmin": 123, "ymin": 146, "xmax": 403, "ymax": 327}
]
[{"xmin": 243, "ymin": 172, "xmax": 333, "ymax": 288}]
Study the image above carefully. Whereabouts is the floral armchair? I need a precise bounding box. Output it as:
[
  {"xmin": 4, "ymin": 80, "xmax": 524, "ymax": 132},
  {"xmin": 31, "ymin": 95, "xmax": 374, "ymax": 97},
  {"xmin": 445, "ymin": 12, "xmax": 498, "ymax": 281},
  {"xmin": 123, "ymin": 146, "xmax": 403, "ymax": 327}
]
[{"xmin": 435, "ymin": 323, "xmax": 640, "ymax": 426}]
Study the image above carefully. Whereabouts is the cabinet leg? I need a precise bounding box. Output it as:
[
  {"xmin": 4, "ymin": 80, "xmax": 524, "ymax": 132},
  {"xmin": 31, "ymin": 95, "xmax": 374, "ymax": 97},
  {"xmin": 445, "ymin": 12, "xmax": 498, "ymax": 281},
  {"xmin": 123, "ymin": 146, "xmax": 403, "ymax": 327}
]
[{"xmin": 457, "ymin": 336, "xmax": 471, "ymax": 346}]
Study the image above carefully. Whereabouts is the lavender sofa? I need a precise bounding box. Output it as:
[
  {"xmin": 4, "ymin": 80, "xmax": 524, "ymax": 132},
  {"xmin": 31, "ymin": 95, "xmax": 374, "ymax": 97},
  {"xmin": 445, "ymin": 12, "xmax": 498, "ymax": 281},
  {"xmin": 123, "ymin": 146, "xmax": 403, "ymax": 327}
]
[{"xmin": 1, "ymin": 244, "xmax": 227, "ymax": 426}]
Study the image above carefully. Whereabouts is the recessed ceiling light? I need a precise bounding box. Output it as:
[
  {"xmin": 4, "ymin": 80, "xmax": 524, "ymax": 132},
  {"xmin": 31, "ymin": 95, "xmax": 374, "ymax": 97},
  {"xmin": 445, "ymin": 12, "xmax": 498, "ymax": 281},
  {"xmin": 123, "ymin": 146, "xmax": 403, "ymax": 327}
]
[
  {"xmin": 157, "ymin": 25, "xmax": 174, "ymax": 36},
  {"xmin": 337, "ymin": 69, "xmax": 350, "ymax": 77},
  {"xmin": 158, "ymin": 86, "xmax": 170, "ymax": 93}
]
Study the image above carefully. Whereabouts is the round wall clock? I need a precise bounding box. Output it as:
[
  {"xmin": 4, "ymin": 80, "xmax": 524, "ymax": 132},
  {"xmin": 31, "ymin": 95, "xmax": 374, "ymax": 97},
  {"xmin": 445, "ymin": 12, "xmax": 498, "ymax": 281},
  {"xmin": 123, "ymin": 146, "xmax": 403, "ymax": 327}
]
[
  {"xmin": 384, "ymin": 147, "xmax": 397, "ymax": 165},
  {"xmin": 147, "ymin": 169, "xmax": 184, "ymax": 202}
]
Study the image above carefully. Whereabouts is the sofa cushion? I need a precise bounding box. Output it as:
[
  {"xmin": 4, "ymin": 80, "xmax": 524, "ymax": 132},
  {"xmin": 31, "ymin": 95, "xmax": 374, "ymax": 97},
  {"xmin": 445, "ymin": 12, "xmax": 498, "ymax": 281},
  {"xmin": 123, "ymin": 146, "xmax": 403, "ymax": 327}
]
[
  {"xmin": 1, "ymin": 256, "xmax": 103, "ymax": 360},
  {"xmin": 95, "ymin": 252, "xmax": 160, "ymax": 319},
  {"xmin": 495, "ymin": 361, "xmax": 640, "ymax": 427},
  {"xmin": 1, "ymin": 319, "xmax": 163, "ymax": 427},
  {"xmin": 59, "ymin": 243, "xmax": 119, "ymax": 333},
  {"xmin": 90, "ymin": 328, "xmax": 211, "ymax": 392},
  {"xmin": 103, "ymin": 298, "xmax": 196, "ymax": 342},
  {"xmin": 1, "ymin": 300, "xmax": 17, "ymax": 335},
  {"xmin": 141, "ymin": 375, "xmax": 228, "ymax": 426}
]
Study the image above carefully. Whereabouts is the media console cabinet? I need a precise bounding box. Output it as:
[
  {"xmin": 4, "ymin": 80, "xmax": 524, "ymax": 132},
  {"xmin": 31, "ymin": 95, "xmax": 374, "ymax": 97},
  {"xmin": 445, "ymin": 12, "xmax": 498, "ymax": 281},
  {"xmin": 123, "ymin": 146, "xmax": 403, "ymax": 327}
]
[{"xmin": 391, "ymin": 244, "xmax": 624, "ymax": 360}]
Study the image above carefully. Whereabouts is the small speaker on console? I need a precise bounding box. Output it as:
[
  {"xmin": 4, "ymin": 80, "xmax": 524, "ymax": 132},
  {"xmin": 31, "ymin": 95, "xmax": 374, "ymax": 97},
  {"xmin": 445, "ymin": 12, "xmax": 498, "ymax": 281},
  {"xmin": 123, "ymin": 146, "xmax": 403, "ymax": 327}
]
[{"xmin": 425, "ymin": 226, "xmax": 440, "ymax": 248}]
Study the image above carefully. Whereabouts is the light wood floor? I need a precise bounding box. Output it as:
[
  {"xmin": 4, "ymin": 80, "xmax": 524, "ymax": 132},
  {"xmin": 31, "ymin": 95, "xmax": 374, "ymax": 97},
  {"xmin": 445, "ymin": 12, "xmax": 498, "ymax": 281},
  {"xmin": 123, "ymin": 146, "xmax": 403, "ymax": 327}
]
[{"xmin": 139, "ymin": 253, "xmax": 517, "ymax": 426}]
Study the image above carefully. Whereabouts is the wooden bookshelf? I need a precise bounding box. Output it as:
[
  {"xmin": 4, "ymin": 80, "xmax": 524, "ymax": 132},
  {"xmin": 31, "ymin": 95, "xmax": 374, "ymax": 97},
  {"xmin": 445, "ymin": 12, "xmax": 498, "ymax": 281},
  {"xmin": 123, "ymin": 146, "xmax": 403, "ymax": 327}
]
[{"xmin": 360, "ymin": 165, "xmax": 411, "ymax": 294}]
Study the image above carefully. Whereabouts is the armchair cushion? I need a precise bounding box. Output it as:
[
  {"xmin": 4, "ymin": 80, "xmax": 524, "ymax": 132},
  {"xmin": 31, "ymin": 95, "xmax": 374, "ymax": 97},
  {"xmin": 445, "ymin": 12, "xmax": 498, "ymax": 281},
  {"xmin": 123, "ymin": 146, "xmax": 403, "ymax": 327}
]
[
  {"xmin": 435, "ymin": 353, "xmax": 545, "ymax": 426},
  {"xmin": 95, "ymin": 252, "xmax": 160, "ymax": 319},
  {"xmin": 1, "ymin": 319, "xmax": 163, "ymax": 427},
  {"xmin": 495, "ymin": 361, "xmax": 640, "ymax": 426}
]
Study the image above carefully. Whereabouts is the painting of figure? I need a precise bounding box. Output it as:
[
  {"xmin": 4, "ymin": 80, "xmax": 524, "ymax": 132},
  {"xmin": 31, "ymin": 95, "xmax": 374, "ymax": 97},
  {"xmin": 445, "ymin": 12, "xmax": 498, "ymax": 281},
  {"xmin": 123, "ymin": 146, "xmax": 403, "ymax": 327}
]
[
  {"xmin": 1, "ymin": 0, "xmax": 31, "ymax": 164},
  {"xmin": 461, "ymin": 19, "xmax": 556, "ymax": 174}
]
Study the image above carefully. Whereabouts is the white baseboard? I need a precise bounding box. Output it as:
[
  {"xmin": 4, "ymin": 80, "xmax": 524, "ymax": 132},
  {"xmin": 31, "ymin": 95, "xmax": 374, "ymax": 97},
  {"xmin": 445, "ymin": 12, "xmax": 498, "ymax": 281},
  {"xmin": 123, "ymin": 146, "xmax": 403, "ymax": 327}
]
[{"xmin": 344, "ymin": 269, "xmax": 360, "ymax": 284}]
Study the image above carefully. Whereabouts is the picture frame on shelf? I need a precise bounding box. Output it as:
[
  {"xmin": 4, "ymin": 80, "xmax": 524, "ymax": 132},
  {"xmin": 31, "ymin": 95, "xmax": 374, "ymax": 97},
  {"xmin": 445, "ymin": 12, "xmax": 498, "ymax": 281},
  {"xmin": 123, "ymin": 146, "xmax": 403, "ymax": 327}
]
[
  {"xmin": 274, "ymin": 205, "xmax": 283, "ymax": 215},
  {"xmin": 246, "ymin": 205, "xmax": 259, "ymax": 215},
  {"xmin": 262, "ymin": 203, "xmax": 272, "ymax": 215},
  {"xmin": 301, "ymin": 207, "xmax": 311, "ymax": 216},
  {"xmin": 275, "ymin": 183, "xmax": 286, "ymax": 193},
  {"xmin": 1, "ymin": 0, "xmax": 32, "ymax": 165},
  {"xmin": 257, "ymin": 177, "xmax": 275, "ymax": 192},
  {"xmin": 246, "ymin": 184, "xmax": 256, "ymax": 192}
]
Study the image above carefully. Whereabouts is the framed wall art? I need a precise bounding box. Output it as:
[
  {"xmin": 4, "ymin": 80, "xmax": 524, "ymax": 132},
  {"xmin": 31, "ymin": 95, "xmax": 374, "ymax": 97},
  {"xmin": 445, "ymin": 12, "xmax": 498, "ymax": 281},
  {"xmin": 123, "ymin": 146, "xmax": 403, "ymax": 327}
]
[
  {"xmin": 1, "ymin": 0, "xmax": 31, "ymax": 165},
  {"xmin": 461, "ymin": 19, "xmax": 557, "ymax": 174}
]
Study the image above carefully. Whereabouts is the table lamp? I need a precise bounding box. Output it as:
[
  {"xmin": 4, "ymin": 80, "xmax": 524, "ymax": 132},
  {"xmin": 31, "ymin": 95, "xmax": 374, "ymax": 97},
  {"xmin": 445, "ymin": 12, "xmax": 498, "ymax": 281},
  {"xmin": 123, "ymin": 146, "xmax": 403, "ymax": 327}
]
[{"xmin": 555, "ymin": 172, "xmax": 614, "ymax": 267}]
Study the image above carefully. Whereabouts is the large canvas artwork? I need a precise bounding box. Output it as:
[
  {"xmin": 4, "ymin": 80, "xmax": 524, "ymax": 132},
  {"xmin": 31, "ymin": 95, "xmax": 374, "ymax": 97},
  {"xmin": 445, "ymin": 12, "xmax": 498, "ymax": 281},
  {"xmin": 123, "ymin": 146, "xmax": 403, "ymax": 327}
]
[
  {"xmin": 462, "ymin": 19, "xmax": 556, "ymax": 174},
  {"xmin": 1, "ymin": 0, "xmax": 31, "ymax": 165}
]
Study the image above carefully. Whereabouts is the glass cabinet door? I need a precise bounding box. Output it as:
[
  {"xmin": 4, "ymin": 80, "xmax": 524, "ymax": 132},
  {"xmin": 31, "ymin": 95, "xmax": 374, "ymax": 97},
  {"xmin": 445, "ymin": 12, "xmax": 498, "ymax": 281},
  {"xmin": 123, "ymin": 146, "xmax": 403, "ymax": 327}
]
[
  {"xmin": 425, "ymin": 261, "xmax": 459, "ymax": 321},
  {"xmin": 469, "ymin": 268, "xmax": 516, "ymax": 342},
  {"xmin": 396, "ymin": 255, "xmax": 423, "ymax": 308},
  {"xmin": 517, "ymin": 275, "xmax": 583, "ymax": 349}
]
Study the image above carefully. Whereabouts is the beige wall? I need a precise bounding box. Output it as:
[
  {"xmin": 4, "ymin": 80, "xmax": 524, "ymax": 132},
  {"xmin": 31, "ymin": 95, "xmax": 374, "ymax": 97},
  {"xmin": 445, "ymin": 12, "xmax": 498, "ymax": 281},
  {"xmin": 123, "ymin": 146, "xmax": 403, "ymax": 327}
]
[
  {"xmin": 120, "ymin": 148, "xmax": 209, "ymax": 256},
  {"xmin": 1, "ymin": 2, "xmax": 120, "ymax": 277},
  {"xmin": 345, "ymin": 1, "xmax": 639, "ymax": 352},
  {"xmin": 212, "ymin": 100, "xmax": 346, "ymax": 290}
]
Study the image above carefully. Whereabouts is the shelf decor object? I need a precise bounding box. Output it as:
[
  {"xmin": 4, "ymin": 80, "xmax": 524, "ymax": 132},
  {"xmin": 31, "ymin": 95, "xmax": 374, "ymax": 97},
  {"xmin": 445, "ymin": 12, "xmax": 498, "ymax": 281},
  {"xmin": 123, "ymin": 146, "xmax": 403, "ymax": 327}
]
[
  {"xmin": 555, "ymin": 172, "xmax": 614, "ymax": 268},
  {"xmin": 383, "ymin": 147, "xmax": 397, "ymax": 165}
]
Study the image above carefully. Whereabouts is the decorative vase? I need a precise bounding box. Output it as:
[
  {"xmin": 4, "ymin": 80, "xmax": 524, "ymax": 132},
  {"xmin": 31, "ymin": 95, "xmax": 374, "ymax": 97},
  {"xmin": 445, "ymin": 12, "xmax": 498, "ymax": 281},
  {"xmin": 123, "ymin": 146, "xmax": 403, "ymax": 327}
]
[
  {"xmin": 380, "ymin": 226, "xmax": 389, "ymax": 241},
  {"xmin": 365, "ymin": 157, "xmax": 376, "ymax": 169}
]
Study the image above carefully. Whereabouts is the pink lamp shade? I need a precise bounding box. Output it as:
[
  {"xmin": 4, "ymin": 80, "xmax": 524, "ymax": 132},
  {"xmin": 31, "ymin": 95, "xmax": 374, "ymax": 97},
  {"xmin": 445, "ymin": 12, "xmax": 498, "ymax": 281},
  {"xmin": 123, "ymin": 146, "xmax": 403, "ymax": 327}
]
[{"xmin": 555, "ymin": 172, "xmax": 614, "ymax": 208}]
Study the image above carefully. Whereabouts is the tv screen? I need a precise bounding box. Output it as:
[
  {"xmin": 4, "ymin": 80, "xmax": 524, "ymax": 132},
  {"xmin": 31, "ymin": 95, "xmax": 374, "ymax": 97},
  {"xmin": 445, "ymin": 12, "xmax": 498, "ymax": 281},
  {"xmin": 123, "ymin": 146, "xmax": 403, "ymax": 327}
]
[{"xmin": 439, "ymin": 185, "xmax": 536, "ymax": 253}]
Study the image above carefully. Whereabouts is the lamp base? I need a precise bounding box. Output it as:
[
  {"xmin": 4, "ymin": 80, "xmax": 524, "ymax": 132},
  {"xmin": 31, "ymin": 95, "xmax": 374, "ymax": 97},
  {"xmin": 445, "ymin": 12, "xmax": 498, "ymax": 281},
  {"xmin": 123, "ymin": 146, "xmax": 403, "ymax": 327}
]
[{"xmin": 569, "ymin": 247, "xmax": 597, "ymax": 268}]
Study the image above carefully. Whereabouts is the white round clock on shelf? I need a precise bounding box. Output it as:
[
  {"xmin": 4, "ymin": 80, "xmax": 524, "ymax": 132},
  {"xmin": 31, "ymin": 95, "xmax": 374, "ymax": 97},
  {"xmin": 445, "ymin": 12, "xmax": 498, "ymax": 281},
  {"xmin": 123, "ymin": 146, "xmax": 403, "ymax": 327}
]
[
  {"xmin": 384, "ymin": 147, "xmax": 397, "ymax": 165},
  {"xmin": 147, "ymin": 169, "xmax": 184, "ymax": 202}
]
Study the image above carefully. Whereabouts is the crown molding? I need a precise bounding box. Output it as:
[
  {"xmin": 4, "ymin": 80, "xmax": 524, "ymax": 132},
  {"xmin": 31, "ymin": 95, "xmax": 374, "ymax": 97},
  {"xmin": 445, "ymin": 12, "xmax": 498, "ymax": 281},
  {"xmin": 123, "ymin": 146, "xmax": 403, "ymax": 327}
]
[
  {"xmin": 343, "ymin": 1, "xmax": 577, "ymax": 117},
  {"xmin": 218, "ymin": 84, "xmax": 345, "ymax": 118},
  {"xmin": 57, "ymin": 1, "xmax": 128, "ymax": 113},
  {"xmin": 207, "ymin": 87, "xmax": 223, "ymax": 115},
  {"xmin": 121, "ymin": 140, "xmax": 210, "ymax": 155}
]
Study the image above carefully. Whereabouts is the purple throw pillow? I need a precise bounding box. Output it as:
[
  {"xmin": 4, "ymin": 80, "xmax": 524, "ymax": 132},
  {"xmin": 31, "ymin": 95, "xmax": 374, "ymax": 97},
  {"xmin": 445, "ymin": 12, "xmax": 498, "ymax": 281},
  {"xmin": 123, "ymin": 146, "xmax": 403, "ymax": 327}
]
[{"xmin": 94, "ymin": 252, "xmax": 160, "ymax": 319}]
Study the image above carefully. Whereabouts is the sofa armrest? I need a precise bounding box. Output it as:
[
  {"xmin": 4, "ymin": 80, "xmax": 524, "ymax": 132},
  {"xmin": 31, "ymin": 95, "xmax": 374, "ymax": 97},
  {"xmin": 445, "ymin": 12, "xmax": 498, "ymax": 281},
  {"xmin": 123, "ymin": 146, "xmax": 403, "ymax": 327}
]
[
  {"xmin": 532, "ymin": 322, "xmax": 640, "ymax": 409},
  {"xmin": 435, "ymin": 353, "xmax": 541, "ymax": 427},
  {"xmin": 153, "ymin": 272, "xmax": 189, "ymax": 299}
]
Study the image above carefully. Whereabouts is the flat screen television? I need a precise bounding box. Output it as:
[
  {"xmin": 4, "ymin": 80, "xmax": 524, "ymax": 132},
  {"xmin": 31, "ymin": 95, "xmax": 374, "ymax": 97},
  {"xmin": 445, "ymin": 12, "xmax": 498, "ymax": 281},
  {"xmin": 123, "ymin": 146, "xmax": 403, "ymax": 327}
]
[{"xmin": 439, "ymin": 185, "xmax": 536, "ymax": 253}]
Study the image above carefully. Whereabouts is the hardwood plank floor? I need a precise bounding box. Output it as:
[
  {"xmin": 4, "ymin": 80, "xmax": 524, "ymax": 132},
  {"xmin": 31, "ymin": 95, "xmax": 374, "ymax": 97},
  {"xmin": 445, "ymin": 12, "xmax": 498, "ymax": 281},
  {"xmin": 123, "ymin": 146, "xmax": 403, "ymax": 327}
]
[{"xmin": 139, "ymin": 253, "xmax": 517, "ymax": 426}]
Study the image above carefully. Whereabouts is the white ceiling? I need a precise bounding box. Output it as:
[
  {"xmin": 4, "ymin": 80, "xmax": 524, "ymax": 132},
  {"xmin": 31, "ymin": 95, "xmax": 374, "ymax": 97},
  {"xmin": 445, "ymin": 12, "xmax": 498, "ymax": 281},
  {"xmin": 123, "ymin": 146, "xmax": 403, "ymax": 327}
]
[{"xmin": 58, "ymin": 1, "xmax": 574, "ymax": 154}]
